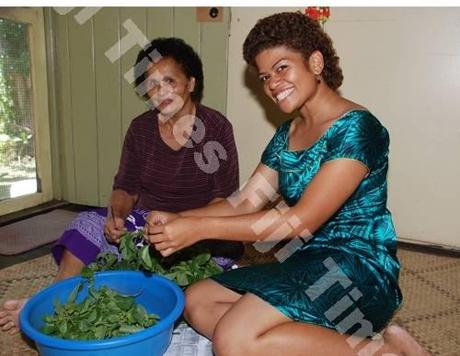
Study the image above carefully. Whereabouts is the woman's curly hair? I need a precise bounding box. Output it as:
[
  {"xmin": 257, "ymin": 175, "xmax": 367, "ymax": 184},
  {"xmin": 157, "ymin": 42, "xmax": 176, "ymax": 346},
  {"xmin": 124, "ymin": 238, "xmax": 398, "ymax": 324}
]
[
  {"xmin": 134, "ymin": 37, "xmax": 204, "ymax": 103},
  {"xmin": 243, "ymin": 12, "xmax": 343, "ymax": 90}
]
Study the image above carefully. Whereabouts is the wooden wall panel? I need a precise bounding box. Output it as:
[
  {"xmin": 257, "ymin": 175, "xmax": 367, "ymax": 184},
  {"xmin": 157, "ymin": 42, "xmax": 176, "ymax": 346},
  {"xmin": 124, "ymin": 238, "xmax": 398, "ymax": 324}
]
[
  {"xmin": 200, "ymin": 9, "xmax": 230, "ymax": 114},
  {"xmin": 147, "ymin": 7, "xmax": 173, "ymax": 39},
  {"xmin": 120, "ymin": 8, "xmax": 148, "ymax": 137},
  {"xmin": 47, "ymin": 7, "xmax": 230, "ymax": 207},
  {"xmin": 67, "ymin": 12, "xmax": 98, "ymax": 205},
  {"xmin": 52, "ymin": 11, "xmax": 76, "ymax": 202},
  {"xmin": 173, "ymin": 8, "xmax": 200, "ymax": 52},
  {"xmin": 94, "ymin": 8, "xmax": 122, "ymax": 206}
]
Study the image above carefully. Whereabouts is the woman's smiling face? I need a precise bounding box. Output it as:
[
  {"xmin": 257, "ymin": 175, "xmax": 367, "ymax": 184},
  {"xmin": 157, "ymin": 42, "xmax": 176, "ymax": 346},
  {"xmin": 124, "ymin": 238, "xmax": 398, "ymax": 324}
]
[{"xmin": 255, "ymin": 46, "xmax": 320, "ymax": 114}]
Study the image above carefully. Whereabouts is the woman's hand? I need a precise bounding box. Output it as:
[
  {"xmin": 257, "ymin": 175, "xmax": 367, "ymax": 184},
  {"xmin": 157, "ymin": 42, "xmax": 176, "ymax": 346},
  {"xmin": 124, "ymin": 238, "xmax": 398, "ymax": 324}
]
[
  {"xmin": 104, "ymin": 215, "xmax": 127, "ymax": 244},
  {"xmin": 145, "ymin": 217, "xmax": 201, "ymax": 257},
  {"xmin": 145, "ymin": 210, "xmax": 179, "ymax": 227}
]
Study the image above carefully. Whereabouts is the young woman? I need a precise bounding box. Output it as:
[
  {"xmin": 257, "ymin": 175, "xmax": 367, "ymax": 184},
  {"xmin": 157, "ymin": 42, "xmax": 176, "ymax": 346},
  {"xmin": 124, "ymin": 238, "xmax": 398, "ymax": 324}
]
[{"xmin": 145, "ymin": 13, "xmax": 430, "ymax": 356}]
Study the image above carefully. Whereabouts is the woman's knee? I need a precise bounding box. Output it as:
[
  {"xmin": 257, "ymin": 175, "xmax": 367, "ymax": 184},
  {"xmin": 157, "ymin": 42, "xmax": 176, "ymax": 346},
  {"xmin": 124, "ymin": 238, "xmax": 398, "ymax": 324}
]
[
  {"xmin": 184, "ymin": 279, "xmax": 237, "ymax": 317},
  {"xmin": 183, "ymin": 281, "xmax": 210, "ymax": 324},
  {"xmin": 212, "ymin": 317, "xmax": 256, "ymax": 356}
]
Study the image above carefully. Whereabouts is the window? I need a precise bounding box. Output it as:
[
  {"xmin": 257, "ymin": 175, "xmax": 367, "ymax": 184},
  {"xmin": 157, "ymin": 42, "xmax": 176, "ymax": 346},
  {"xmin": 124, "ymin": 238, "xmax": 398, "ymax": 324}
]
[{"xmin": 0, "ymin": 8, "xmax": 52, "ymax": 215}]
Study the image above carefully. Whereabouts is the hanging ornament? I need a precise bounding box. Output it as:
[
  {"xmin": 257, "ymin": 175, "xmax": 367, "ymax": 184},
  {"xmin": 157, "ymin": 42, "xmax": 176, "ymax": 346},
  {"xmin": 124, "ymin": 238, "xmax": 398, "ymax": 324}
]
[{"xmin": 305, "ymin": 7, "xmax": 331, "ymax": 26}]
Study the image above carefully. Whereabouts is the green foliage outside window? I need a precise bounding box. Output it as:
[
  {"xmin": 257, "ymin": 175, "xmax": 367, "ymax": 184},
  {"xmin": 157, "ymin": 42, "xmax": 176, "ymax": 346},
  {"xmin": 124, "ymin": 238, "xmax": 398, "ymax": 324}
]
[{"xmin": 0, "ymin": 17, "xmax": 34, "ymax": 164}]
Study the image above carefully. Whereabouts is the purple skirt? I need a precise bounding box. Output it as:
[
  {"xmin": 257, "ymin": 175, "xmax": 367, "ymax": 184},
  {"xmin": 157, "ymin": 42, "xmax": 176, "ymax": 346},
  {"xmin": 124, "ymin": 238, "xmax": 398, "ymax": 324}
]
[{"xmin": 52, "ymin": 208, "xmax": 236, "ymax": 270}]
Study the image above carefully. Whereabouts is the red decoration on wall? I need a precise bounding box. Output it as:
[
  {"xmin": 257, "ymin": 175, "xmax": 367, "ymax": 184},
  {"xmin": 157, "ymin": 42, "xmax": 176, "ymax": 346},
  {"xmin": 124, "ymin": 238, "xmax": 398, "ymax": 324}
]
[{"xmin": 305, "ymin": 7, "xmax": 330, "ymax": 25}]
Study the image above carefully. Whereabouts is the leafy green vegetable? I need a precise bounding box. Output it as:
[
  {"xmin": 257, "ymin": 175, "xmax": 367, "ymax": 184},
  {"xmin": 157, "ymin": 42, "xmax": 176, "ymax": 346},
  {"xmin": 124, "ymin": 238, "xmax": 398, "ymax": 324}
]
[
  {"xmin": 43, "ymin": 230, "xmax": 221, "ymax": 340},
  {"xmin": 81, "ymin": 230, "xmax": 223, "ymax": 287},
  {"xmin": 41, "ymin": 283, "xmax": 159, "ymax": 340}
]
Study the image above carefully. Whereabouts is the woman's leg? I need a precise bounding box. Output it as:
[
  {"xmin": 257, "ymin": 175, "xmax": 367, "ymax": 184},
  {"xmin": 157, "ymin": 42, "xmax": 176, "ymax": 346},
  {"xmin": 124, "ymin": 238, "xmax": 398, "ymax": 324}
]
[
  {"xmin": 0, "ymin": 249, "xmax": 85, "ymax": 334},
  {"xmin": 0, "ymin": 208, "xmax": 119, "ymax": 335},
  {"xmin": 211, "ymin": 293, "xmax": 430, "ymax": 356},
  {"xmin": 183, "ymin": 278, "xmax": 242, "ymax": 339}
]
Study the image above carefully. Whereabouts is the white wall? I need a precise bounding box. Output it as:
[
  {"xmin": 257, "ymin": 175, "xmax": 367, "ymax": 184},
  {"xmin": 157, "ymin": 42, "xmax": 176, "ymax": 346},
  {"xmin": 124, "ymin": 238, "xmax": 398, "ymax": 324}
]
[
  {"xmin": 227, "ymin": 7, "xmax": 460, "ymax": 248},
  {"xmin": 227, "ymin": 7, "xmax": 302, "ymax": 180}
]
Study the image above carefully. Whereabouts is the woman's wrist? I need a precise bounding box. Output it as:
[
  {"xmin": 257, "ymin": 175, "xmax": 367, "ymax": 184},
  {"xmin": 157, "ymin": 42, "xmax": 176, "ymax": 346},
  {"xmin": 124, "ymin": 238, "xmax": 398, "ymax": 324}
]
[{"xmin": 192, "ymin": 216, "xmax": 214, "ymax": 241}]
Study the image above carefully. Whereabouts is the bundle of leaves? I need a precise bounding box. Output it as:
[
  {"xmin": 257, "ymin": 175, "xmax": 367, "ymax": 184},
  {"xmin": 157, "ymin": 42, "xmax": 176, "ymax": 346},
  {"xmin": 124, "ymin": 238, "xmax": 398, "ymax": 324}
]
[
  {"xmin": 41, "ymin": 282, "xmax": 159, "ymax": 340},
  {"xmin": 81, "ymin": 230, "xmax": 222, "ymax": 287}
]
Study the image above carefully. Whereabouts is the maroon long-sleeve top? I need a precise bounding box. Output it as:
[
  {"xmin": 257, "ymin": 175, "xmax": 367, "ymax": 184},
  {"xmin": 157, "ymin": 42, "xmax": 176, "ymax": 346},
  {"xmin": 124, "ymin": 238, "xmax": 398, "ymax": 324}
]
[{"xmin": 113, "ymin": 104, "xmax": 239, "ymax": 212}]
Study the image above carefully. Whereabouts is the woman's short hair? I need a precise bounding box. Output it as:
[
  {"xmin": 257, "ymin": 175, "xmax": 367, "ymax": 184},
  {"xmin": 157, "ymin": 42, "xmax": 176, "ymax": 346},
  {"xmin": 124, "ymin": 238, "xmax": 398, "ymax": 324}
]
[
  {"xmin": 134, "ymin": 37, "xmax": 204, "ymax": 103},
  {"xmin": 243, "ymin": 12, "xmax": 343, "ymax": 90}
]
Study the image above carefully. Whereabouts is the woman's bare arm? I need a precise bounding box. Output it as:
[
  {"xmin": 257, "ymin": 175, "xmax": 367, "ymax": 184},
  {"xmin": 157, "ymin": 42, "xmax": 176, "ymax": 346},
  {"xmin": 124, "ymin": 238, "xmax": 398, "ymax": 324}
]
[{"xmin": 147, "ymin": 159, "xmax": 368, "ymax": 256}]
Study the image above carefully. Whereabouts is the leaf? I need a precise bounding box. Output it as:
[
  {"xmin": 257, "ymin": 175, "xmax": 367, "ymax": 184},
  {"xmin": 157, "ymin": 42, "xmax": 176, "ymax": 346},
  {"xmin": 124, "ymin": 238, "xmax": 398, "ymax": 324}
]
[
  {"xmin": 133, "ymin": 304, "xmax": 147, "ymax": 323},
  {"xmin": 87, "ymin": 309, "xmax": 97, "ymax": 323},
  {"xmin": 107, "ymin": 314, "xmax": 120, "ymax": 323},
  {"xmin": 118, "ymin": 325, "xmax": 144, "ymax": 334},
  {"xmin": 115, "ymin": 296, "xmax": 135, "ymax": 311},
  {"xmin": 94, "ymin": 325, "xmax": 106, "ymax": 339},
  {"xmin": 41, "ymin": 324, "xmax": 56, "ymax": 335},
  {"xmin": 104, "ymin": 253, "xmax": 118, "ymax": 268},
  {"xmin": 80, "ymin": 299, "xmax": 91, "ymax": 314},
  {"xmin": 119, "ymin": 232, "xmax": 137, "ymax": 262},
  {"xmin": 58, "ymin": 321, "xmax": 68, "ymax": 335},
  {"xmin": 80, "ymin": 267, "xmax": 94, "ymax": 279},
  {"xmin": 53, "ymin": 299, "xmax": 63, "ymax": 314},
  {"xmin": 43, "ymin": 315, "xmax": 54, "ymax": 323},
  {"xmin": 176, "ymin": 273, "xmax": 190, "ymax": 287},
  {"xmin": 140, "ymin": 245, "xmax": 153, "ymax": 270},
  {"xmin": 78, "ymin": 320, "xmax": 89, "ymax": 332},
  {"xmin": 146, "ymin": 313, "xmax": 160, "ymax": 326},
  {"xmin": 193, "ymin": 252, "xmax": 211, "ymax": 266},
  {"xmin": 67, "ymin": 282, "xmax": 83, "ymax": 304}
]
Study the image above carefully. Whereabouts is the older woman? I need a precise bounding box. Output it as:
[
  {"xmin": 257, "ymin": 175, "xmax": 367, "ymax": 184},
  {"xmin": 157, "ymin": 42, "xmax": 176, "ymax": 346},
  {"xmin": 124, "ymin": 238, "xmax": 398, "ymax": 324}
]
[
  {"xmin": 0, "ymin": 37, "xmax": 242, "ymax": 334},
  {"xmin": 145, "ymin": 13, "xmax": 429, "ymax": 356}
]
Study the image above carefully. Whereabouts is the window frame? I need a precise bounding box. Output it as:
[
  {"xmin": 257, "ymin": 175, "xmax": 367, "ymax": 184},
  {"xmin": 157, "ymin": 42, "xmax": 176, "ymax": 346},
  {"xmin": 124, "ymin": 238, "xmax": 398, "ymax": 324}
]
[{"xmin": 0, "ymin": 8, "xmax": 53, "ymax": 215}]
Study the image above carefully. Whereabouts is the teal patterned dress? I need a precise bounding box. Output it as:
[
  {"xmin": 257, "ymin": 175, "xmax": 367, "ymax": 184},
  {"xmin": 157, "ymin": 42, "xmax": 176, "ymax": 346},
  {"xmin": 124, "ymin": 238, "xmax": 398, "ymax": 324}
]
[{"xmin": 212, "ymin": 110, "xmax": 402, "ymax": 335}]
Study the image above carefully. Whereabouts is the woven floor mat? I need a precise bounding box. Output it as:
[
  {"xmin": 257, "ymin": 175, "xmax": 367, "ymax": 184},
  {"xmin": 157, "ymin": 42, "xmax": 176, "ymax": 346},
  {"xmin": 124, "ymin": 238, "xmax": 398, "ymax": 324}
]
[
  {"xmin": 0, "ymin": 247, "xmax": 458, "ymax": 355},
  {"xmin": 0, "ymin": 254, "xmax": 56, "ymax": 355},
  {"xmin": 392, "ymin": 249, "xmax": 460, "ymax": 355}
]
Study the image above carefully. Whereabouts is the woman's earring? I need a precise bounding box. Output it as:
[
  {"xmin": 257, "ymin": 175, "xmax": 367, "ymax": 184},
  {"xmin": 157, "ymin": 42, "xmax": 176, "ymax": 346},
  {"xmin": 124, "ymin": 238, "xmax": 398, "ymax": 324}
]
[{"xmin": 316, "ymin": 75, "xmax": 322, "ymax": 84}]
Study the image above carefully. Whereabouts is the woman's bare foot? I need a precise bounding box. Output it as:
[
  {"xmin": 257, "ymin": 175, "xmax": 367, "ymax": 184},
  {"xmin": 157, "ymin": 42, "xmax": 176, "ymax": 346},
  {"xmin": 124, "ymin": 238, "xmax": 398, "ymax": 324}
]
[
  {"xmin": 383, "ymin": 325, "xmax": 431, "ymax": 356},
  {"xmin": 0, "ymin": 299, "xmax": 28, "ymax": 335}
]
